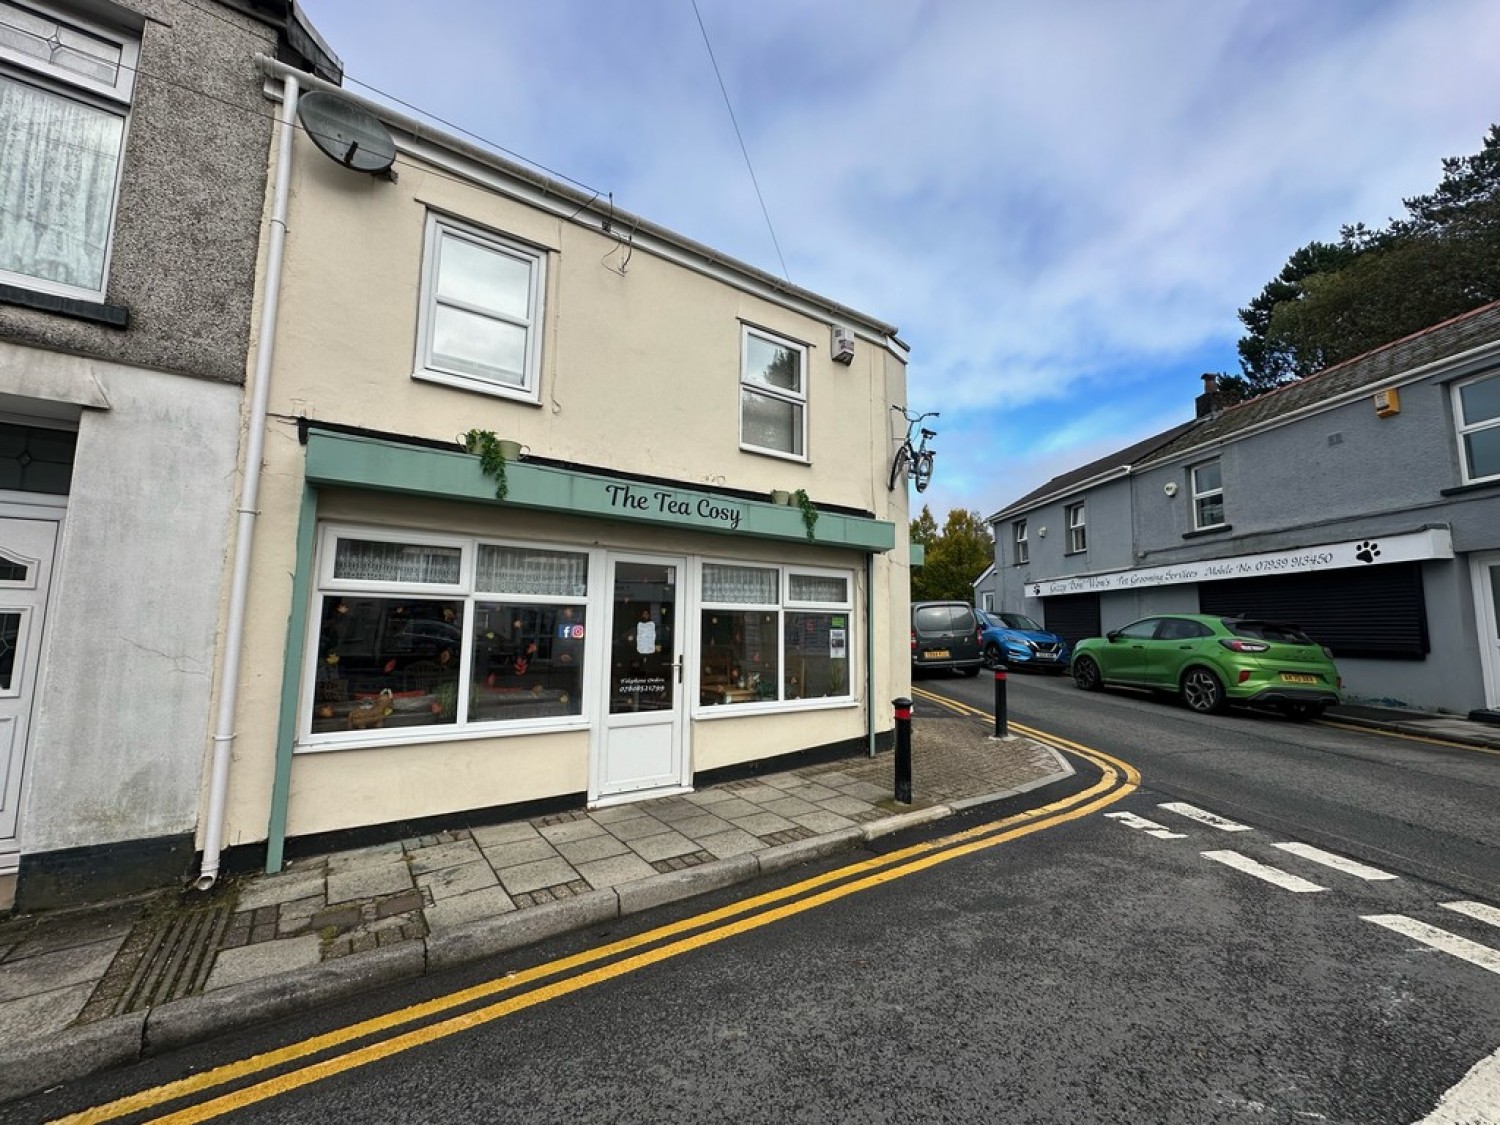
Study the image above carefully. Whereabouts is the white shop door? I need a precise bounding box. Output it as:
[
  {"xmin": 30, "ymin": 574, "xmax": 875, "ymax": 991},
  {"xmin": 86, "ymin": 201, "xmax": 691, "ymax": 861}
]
[{"xmin": 595, "ymin": 554, "xmax": 689, "ymax": 803}]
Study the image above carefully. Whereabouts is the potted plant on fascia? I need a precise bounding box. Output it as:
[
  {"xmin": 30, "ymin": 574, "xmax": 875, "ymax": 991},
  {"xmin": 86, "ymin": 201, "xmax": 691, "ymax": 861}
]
[
  {"xmin": 463, "ymin": 428, "xmax": 509, "ymax": 500},
  {"xmin": 794, "ymin": 488, "xmax": 818, "ymax": 540}
]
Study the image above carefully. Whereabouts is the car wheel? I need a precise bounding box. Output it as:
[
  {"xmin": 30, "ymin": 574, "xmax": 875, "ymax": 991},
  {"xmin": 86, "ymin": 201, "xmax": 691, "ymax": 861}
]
[
  {"xmin": 1280, "ymin": 702, "xmax": 1326, "ymax": 721},
  {"xmin": 983, "ymin": 643, "xmax": 1004, "ymax": 669},
  {"xmin": 1072, "ymin": 656, "xmax": 1102, "ymax": 692},
  {"xmin": 1180, "ymin": 667, "xmax": 1228, "ymax": 714}
]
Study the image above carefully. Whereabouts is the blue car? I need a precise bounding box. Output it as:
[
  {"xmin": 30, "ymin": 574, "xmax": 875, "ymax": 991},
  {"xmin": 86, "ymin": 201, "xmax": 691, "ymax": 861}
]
[{"xmin": 977, "ymin": 610, "xmax": 1071, "ymax": 672}]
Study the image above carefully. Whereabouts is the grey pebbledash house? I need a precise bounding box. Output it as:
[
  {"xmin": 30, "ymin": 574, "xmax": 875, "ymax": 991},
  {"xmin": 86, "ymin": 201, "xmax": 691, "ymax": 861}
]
[{"xmin": 986, "ymin": 300, "xmax": 1500, "ymax": 719}]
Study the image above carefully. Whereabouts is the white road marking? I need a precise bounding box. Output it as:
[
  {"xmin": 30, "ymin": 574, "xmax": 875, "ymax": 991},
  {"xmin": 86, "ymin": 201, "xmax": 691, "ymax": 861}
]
[
  {"xmin": 1363, "ymin": 914, "xmax": 1500, "ymax": 976},
  {"xmin": 1202, "ymin": 850, "xmax": 1327, "ymax": 892},
  {"xmin": 1159, "ymin": 802, "xmax": 1254, "ymax": 832},
  {"xmin": 1442, "ymin": 901, "xmax": 1500, "ymax": 930},
  {"xmin": 1271, "ymin": 842, "xmax": 1398, "ymax": 881},
  {"xmin": 1411, "ymin": 1044, "xmax": 1500, "ymax": 1124},
  {"xmin": 1104, "ymin": 811, "xmax": 1187, "ymax": 839}
]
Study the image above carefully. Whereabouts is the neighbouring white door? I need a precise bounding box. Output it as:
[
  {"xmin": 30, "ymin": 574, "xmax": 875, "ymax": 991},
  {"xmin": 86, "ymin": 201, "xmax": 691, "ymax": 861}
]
[
  {"xmin": 1474, "ymin": 552, "xmax": 1500, "ymax": 712},
  {"xmin": 596, "ymin": 554, "xmax": 688, "ymax": 802},
  {"xmin": 0, "ymin": 517, "xmax": 57, "ymax": 848}
]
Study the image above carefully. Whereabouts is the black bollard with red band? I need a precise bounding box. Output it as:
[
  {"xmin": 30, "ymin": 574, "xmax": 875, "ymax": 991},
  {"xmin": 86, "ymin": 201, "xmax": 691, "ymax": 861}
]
[
  {"xmin": 993, "ymin": 666, "xmax": 1009, "ymax": 739},
  {"xmin": 892, "ymin": 696, "xmax": 912, "ymax": 804}
]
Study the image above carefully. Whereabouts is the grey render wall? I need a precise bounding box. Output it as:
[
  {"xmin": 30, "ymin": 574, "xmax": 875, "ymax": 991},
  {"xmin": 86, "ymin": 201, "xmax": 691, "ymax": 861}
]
[
  {"xmin": 991, "ymin": 477, "xmax": 1134, "ymax": 616},
  {"xmin": 0, "ymin": 0, "xmax": 277, "ymax": 384},
  {"xmin": 1132, "ymin": 352, "xmax": 1500, "ymax": 563}
]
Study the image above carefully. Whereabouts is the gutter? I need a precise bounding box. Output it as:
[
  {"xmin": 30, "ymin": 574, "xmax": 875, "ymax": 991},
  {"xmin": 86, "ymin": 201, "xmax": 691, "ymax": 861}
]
[{"xmin": 196, "ymin": 71, "xmax": 300, "ymax": 891}]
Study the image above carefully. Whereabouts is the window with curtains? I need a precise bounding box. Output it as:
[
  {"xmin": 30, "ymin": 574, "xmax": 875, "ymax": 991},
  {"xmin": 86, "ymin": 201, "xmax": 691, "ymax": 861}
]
[
  {"xmin": 740, "ymin": 325, "xmax": 808, "ymax": 458},
  {"xmin": 698, "ymin": 562, "xmax": 852, "ymax": 708},
  {"xmin": 1013, "ymin": 519, "xmax": 1028, "ymax": 565},
  {"xmin": 0, "ymin": 0, "xmax": 138, "ymax": 300},
  {"xmin": 1066, "ymin": 502, "xmax": 1087, "ymax": 554},
  {"xmin": 306, "ymin": 528, "xmax": 590, "ymax": 746}
]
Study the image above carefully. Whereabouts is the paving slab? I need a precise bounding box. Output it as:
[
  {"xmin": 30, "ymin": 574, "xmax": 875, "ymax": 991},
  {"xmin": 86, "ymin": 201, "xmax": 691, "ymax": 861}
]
[
  {"xmin": 497, "ymin": 857, "xmax": 582, "ymax": 896},
  {"xmin": 326, "ymin": 862, "xmax": 414, "ymax": 904},
  {"xmin": 206, "ymin": 934, "xmax": 323, "ymax": 992},
  {"xmin": 574, "ymin": 852, "xmax": 658, "ymax": 888}
]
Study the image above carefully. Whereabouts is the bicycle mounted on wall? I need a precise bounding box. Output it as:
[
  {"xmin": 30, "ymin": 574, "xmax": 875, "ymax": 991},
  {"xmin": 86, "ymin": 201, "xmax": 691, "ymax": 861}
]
[{"xmin": 889, "ymin": 405, "xmax": 938, "ymax": 492}]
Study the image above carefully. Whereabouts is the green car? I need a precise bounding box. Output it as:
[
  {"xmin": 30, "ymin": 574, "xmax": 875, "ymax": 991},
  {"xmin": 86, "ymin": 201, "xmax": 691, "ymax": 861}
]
[{"xmin": 1070, "ymin": 614, "xmax": 1341, "ymax": 719}]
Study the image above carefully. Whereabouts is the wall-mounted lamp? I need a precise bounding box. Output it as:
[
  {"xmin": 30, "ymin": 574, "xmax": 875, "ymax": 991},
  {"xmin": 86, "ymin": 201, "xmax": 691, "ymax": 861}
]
[
  {"xmin": 1037, "ymin": 526, "xmax": 1047, "ymax": 537},
  {"xmin": 1163, "ymin": 482, "xmax": 1179, "ymax": 497}
]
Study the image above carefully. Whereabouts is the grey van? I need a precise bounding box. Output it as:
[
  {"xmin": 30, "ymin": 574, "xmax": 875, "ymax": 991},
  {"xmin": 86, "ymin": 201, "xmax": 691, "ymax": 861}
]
[{"xmin": 910, "ymin": 600, "xmax": 983, "ymax": 675}]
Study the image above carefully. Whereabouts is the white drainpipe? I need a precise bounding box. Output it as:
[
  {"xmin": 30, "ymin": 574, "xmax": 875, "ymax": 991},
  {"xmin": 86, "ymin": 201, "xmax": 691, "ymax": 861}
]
[{"xmin": 195, "ymin": 71, "xmax": 299, "ymax": 891}]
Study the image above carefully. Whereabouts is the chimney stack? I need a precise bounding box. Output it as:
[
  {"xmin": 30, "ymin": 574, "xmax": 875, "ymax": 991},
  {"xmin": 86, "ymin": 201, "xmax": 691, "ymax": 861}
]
[{"xmin": 1195, "ymin": 373, "xmax": 1222, "ymax": 418}]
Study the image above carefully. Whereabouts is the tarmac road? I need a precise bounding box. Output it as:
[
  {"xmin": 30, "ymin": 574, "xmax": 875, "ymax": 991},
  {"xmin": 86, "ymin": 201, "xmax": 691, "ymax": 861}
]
[
  {"xmin": 14, "ymin": 691, "xmax": 1499, "ymax": 1123},
  {"xmin": 926, "ymin": 668, "xmax": 1500, "ymax": 903}
]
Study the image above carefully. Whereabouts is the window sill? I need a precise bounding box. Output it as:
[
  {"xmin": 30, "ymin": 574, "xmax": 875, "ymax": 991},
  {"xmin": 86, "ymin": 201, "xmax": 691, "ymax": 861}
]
[
  {"xmin": 1183, "ymin": 523, "xmax": 1232, "ymax": 539},
  {"xmin": 296, "ymin": 717, "xmax": 590, "ymax": 753},
  {"xmin": 740, "ymin": 444, "xmax": 810, "ymax": 465},
  {"xmin": 1440, "ymin": 480, "xmax": 1500, "ymax": 497},
  {"xmin": 412, "ymin": 368, "xmax": 542, "ymax": 405},
  {"xmin": 693, "ymin": 696, "xmax": 856, "ymax": 720},
  {"xmin": 0, "ymin": 283, "xmax": 129, "ymax": 328}
]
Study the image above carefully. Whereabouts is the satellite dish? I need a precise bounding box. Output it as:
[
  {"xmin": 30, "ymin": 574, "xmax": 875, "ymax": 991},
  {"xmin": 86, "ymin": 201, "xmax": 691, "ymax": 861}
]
[{"xmin": 297, "ymin": 91, "xmax": 396, "ymax": 175}]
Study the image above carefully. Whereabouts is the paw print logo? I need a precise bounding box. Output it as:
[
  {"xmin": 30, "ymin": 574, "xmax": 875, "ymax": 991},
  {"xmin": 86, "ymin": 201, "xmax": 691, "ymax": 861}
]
[
  {"xmin": 1355, "ymin": 540, "xmax": 1381, "ymax": 564},
  {"xmin": 1032, "ymin": 584, "xmax": 1042, "ymax": 597}
]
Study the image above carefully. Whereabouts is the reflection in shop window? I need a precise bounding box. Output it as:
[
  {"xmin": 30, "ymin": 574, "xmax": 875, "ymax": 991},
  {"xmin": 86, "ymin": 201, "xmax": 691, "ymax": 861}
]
[
  {"xmin": 469, "ymin": 602, "xmax": 585, "ymax": 722},
  {"xmin": 699, "ymin": 563, "xmax": 853, "ymax": 707},
  {"xmin": 312, "ymin": 597, "xmax": 464, "ymax": 733},
  {"xmin": 308, "ymin": 529, "xmax": 590, "ymax": 742}
]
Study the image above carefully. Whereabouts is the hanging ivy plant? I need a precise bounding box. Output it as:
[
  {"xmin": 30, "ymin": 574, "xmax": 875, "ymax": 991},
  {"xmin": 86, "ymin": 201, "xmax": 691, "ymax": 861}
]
[
  {"xmin": 794, "ymin": 488, "xmax": 818, "ymax": 540},
  {"xmin": 463, "ymin": 428, "xmax": 508, "ymax": 500}
]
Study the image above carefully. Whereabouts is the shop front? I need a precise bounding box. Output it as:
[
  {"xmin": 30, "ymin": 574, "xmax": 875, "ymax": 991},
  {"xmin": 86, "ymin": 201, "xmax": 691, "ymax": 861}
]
[{"xmin": 240, "ymin": 426, "xmax": 897, "ymax": 872}]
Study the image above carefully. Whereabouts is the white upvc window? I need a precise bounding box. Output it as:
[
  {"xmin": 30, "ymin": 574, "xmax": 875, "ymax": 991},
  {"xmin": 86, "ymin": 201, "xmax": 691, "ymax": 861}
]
[
  {"xmin": 0, "ymin": 0, "xmax": 139, "ymax": 300},
  {"xmin": 304, "ymin": 526, "xmax": 590, "ymax": 749},
  {"xmin": 1066, "ymin": 503, "xmax": 1087, "ymax": 554},
  {"xmin": 1013, "ymin": 519, "xmax": 1029, "ymax": 565},
  {"xmin": 414, "ymin": 213, "xmax": 547, "ymax": 402},
  {"xmin": 1454, "ymin": 372, "xmax": 1500, "ymax": 485},
  {"xmin": 698, "ymin": 562, "xmax": 852, "ymax": 708},
  {"xmin": 1191, "ymin": 459, "xmax": 1225, "ymax": 529},
  {"xmin": 740, "ymin": 325, "xmax": 807, "ymax": 459}
]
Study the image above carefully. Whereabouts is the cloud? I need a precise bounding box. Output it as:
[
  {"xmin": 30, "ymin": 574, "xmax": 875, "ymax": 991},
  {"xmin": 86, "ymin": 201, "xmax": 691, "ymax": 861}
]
[{"xmin": 307, "ymin": 0, "xmax": 1500, "ymax": 524}]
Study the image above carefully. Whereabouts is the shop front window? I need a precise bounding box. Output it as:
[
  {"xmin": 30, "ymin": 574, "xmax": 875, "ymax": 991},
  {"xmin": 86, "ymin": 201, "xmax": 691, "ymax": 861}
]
[
  {"xmin": 312, "ymin": 597, "xmax": 464, "ymax": 733},
  {"xmin": 699, "ymin": 562, "xmax": 852, "ymax": 708},
  {"xmin": 306, "ymin": 529, "xmax": 589, "ymax": 744}
]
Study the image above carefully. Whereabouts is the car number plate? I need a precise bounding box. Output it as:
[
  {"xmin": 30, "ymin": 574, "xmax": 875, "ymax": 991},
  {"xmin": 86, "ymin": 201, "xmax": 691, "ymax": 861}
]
[
  {"xmin": 925, "ymin": 649, "xmax": 950, "ymax": 660},
  {"xmin": 1280, "ymin": 673, "xmax": 1319, "ymax": 684}
]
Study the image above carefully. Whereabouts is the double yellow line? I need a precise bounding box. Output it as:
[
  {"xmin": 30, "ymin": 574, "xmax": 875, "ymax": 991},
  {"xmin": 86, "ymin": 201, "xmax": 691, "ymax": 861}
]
[{"xmin": 56, "ymin": 715, "xmax": 1135, "ymax": 1124}]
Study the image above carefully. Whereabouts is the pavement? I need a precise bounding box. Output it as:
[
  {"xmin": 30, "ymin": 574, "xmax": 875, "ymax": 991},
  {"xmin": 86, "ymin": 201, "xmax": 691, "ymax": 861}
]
[
  {"xmin": 0, "ymin": 698, "xmax": 1495, "ymax": 1106},
  {"xmin": 0, "ymin": 709, "xmax": 1073, "ymax": 1105}
]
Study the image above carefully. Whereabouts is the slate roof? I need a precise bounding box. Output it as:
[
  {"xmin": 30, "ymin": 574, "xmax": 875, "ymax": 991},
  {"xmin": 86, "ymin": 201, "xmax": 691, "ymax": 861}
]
[
  {"xmin": 988, "ymin": 298, "xmax": 1500, "ymax": 523},
  {"xmin": 1142, "ymin": 298, "xmax": 1500, "ymax": 467}
]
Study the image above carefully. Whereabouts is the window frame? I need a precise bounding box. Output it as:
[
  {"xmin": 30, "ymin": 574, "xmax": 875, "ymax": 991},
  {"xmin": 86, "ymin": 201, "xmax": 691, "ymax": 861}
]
[
  {"xmin": 738, "ymin": 324, "xmax": 809, "ymax": 461},
  {"xmin": 1453, "ymin": 371, "xmax": 1500, "ymax": 486},
  {"xmin": 1065, "ymin": 502, "xmax": 1087, "ymax": 554},
  {"xmin": 413, "ymin": 212, "xmax": 548, "ymax": 404},
  {"xmin": 0, "ymin": 0, "xmax": 139, "ymax": 301},
  {"xmin": 301, "ymin": 525, "xmax": 593, "ymax": 751},
  {"xmin": 696, "ymin": 559, "xmax": 854, "ymax": 714},
  {"xmin": 1013, "ymin": 519, "xmax": 1029, "ymax": 565},
  {"xmin": 1190, "ymin": 459, "xmax": 1225, "ymax": 530}
]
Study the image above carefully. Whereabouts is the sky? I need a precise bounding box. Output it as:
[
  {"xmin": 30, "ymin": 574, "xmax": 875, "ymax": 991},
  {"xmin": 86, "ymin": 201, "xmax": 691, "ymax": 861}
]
[{"xmin": 300, "ymin": 0, "xmax": 1500, "ymax": 525}]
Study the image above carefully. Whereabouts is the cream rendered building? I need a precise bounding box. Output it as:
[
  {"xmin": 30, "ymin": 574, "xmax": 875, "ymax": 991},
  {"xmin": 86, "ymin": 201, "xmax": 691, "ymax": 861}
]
[{"xmin": 206, "ymin": 61, "xmax": 914, "ymax": 876}]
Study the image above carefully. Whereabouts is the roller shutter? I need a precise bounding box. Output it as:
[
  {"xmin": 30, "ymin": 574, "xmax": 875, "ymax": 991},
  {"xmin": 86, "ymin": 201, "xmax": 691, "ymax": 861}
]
[
  {"xmin": 1043, "ymin": 593, "xmax": 1102, "ymax": 650},
  {"xmin": 1197, "ymin": 562, "xmax": 1428, "ymax": 659}
]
